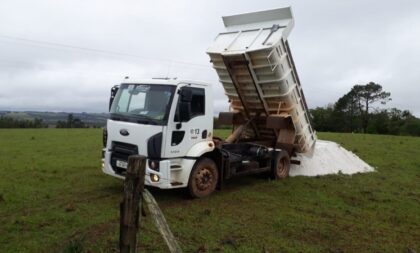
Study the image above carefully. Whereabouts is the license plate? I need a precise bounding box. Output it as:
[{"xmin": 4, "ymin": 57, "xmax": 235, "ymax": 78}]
[{"xmin": 116, "ymin": 160, "xmax": 128, "ymax": 169}]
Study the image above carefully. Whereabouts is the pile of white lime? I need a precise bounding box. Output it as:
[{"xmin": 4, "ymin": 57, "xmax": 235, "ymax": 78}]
[{"xmin": 290, "ymin": 140, "xmax": 374, "ymax": 177}]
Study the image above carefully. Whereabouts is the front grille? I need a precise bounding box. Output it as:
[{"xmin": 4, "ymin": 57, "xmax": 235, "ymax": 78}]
[{"xmin": 110, "ymin": 142, "xmax": 138, "ymax": 175}]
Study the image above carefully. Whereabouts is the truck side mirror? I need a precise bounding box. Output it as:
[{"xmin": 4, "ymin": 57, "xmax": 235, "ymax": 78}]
[
  {"xmin": 179, "ymin": 101, "xmax": 191, "ymax": 122},
  {"xmin": 109, "ymin": 85, "xmax": 120, "ymax": 111}
]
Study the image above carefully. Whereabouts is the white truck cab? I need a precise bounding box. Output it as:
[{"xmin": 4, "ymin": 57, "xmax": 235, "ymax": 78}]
[{"xmin": 102, "ymin": 79, "xmax": 215, "ymax": 191}]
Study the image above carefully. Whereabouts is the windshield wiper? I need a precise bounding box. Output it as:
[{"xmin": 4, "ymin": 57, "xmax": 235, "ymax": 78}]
[
  {"xmin": 131, "ymin": 114, "xmax": 161, "ymax": 125},
  {"xmin": 111, "ymin": 113, "xmax": 160, "ymax": 125},
  {"xmin": 136, "ymin": 119, "xmax": 157, "ymax": 125},
  {"xmin": 111, "ymin": 114, "xmax": 130, "ymax": 122}
]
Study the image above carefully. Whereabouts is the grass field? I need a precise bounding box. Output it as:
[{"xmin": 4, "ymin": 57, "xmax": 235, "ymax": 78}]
[{"xmin": 0, "ymin": 129, "xmax": 419, "ymax": 253}]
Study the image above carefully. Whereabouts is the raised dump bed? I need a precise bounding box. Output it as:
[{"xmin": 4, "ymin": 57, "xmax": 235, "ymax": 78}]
[{"xmin": 207, "ymin": 7, "xmax": 316, "ymax": 154}]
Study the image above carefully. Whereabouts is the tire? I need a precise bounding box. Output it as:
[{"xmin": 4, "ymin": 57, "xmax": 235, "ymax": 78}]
[
  {"xmin": 188, "ymin": 158, "xmax": 219, "ymax": 198},
  {"xmin": 272, "ymin": 150, "xmax": 290, "ymax": 179}
]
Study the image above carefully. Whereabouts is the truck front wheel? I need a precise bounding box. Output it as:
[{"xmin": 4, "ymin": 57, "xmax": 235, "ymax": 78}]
[
  {"xmin": 188, "ymin": 158, "xmax": 219, "ymax": 198},
  {"xmin": 272, "ymin": 150, "xmax": 290, "ymax": 179}
]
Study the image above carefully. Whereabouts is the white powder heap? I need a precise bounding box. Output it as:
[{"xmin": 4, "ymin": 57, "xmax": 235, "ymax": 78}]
[{"xmin": 289, "ymin": 140, "xmax": 374, "ymax": 177}]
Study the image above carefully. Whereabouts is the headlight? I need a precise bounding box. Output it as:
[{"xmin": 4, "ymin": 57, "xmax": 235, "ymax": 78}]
[{"xmin": 150, "ymin": 173, "xmax": 160, "ymax": 182}]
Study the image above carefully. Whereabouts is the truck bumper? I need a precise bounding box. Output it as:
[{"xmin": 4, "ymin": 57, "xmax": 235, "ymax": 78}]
[{"xmin": 102, "ymin": 150, "xmax": 190, "ymax": 189}]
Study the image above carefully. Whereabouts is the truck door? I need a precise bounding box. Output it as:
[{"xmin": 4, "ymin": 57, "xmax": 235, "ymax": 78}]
[{"xmin": 164, "ymin": 85, "xmax": 211, "ymax": 158}]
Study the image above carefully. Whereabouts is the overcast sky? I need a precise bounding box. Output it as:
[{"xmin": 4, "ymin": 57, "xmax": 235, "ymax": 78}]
[{"xmin": 0, "ymin": 0, "xmax": 419, "ymax": 116}]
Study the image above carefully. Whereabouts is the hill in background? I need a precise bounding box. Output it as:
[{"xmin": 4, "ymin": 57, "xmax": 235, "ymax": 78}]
[{"xmin": 0, "ymin": 111, "xmax": 108, "ymax": 127}]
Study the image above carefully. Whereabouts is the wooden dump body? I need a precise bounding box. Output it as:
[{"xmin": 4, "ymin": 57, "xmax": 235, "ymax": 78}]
[{"xmin": 207, "ymin": 7, "xmax": 316, "ymax": 154}]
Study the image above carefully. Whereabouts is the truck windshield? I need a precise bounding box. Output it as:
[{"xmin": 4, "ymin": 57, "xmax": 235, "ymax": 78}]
[{"xmin": 110, "ymin": 84, "xmax": 175, "ymax": 125}]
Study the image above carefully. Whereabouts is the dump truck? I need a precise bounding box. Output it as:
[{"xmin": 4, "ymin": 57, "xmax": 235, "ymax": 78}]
[{"xmin": 102, "ymin": 7, "xmax": 316, "ymax": 198}]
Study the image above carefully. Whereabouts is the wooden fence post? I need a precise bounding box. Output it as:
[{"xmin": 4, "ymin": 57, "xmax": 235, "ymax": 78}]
[{"xmin": 119, "ymin": 155, "xmax": 146, "ymax": 253}]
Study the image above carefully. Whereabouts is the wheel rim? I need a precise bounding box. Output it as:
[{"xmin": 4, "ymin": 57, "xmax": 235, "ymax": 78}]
[
  {"xmin": 195, "ymin": 167, "xmax": 214, "ymax": 191},
  {"xmin": 277, "ymin": 158, "xmax": 288, "ymax": 177}
]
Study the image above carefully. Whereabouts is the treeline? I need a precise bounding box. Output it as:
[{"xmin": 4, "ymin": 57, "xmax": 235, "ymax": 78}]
[
  {"xmin": 0, "ymin": 116, "xmax": 45, "ymax": 128},
  {"xmin": 0, "ymin": 114, "xmax": 100, "ymax": 128},
  {"xmin": 310, "ymin": 82, "xmax": 420, "ymax": 136},
  {"xmin": 213, "ymin": 117, "xmax": 230, "ymax": 129},
  {"xmin": 56, "ymin": 114, "xmax": 87, "ymax": 128}
]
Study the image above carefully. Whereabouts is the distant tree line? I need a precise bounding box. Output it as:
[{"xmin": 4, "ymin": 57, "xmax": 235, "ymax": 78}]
[
  {"xmin": 213, "ymin": 117, "xmax": 231, "ymax": 129},
  {"xmin": 56, "ymin": 114, "xmax": 87, "ymax": 128},
  {"xmin": 310, "ymin": 82, "xmax": 420, "ymax": 136},
  {"xmin": 0, "ymin": 113, "xmax": 93, "ymax": 128},
  {"xmin": 0, "ymin": 116, "xmax": 45, "ymax": 128}
]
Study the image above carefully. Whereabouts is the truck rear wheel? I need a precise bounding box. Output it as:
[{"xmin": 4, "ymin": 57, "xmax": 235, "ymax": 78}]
[
  {"xmin": 188, "ymin": 158, "xmax": 218, "ymax": 198},
  {"xmin": 272, "ymin": 151, "xmax": 290, "ymax": 179}
]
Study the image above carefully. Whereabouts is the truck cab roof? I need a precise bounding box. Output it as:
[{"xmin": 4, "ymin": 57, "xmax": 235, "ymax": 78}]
[{"xmin": 121, "ymin": 78, "xmax": 211, "ymax": 87}]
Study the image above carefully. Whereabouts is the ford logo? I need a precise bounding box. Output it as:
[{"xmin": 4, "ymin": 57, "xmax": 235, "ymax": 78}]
[{"xmin": 120, "ymin": 129, "xmax": 129, "ymax": 136}]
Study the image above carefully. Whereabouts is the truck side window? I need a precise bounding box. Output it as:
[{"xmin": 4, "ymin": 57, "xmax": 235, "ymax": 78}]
[
  {"xmin": 190, "ymin": 88, "xmax": 205, "ymax": 117},
  {"xmin": 174, "ymin": 87, "xmax": 205, "ymax": 121}
]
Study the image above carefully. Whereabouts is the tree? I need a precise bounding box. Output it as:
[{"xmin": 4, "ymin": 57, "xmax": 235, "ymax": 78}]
[
  {"xmin": 0, "ymin": 116, "xmax": 44, "ymax": 128},
  {"xmin": 56, "ymin": 114, "xmax": 86, "ymax": 128},
  {"xmin": 402, "ymin": 117, "xmax": 420, "ymax": 136},
  {"xmin": 309, "ymin": 105, "xmax": 335, "ymax": 132},
  {"xmin": 67, "ymin": 114, "xmax": 74, "ymax": 128},
  {"xmin": 56, "ymin": 120, "xmax": 67, "ymax": 128},
  {"xmin": 367, "ymin": 109, "xmax": 389, "ymax": 134},
  {"xmin": 72, "ymin": 118, "xmax": 85, "ymax": 128},
  {"xmin": 333, "ymin": 90, "xmax": 361, "ymax": 132},
  {"xmin": 309, "ymin": 82, "xmax": 419, "ymax": 136},
  {"xmin": 351, "ymin": 82, "xmax": 391, "ymax": 133}
]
